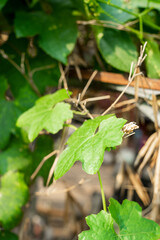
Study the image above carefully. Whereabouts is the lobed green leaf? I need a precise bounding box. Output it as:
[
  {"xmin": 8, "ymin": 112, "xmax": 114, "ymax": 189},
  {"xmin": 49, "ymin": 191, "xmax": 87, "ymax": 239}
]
[
  {"xmin": 79, "ymin": 198, "xmax": 160, "ymax": 240},
  {"xmin": 54, "ymin": 115, "xmax": 126, "ymax": 179},
  {"xmin": 16, "ymin": 89, "xmax": 73, "ymax": 142}
]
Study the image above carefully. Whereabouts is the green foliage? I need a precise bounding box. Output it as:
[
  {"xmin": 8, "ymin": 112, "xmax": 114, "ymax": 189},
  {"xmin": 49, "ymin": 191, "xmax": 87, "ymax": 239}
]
[
  {"xmin": 99, "ymin": 0, "xmax": 136, "ymax": 23},
  {"xmin": 27, "ymin": 135, "xmax": 55, "ymax": 183},
  {"xmin": 79, "ymin": 198, "xmax": 160, "ymax": 240},
  {"xmin": 1, "ymin": 0, "xmax": 160, "ymax": 236},
  {"xmin": 0, "ymin": 100, "xmax": 21, "ymax": 149},
  {"xmin": 0, "ymin": 0, "xmax": 8, "ymax": 10},
  {"xmin": 95, "ymin": 28, "xmax": 138, "ymax": 72},
  {"xmin": 54, "ymin": 115, "xmax": 126, "ymax": 179},
  {"xmin": 16, "ymin": 89, "xmax": 73, "ymax": 141},
  {"xmin": 0, "ymin": 76, "xmax": 8, "ymax": 98},
  {"xmin": 15, "ymin": 10, "xmax": 78, "ymax": 64},
  {"xmin": 0, "ymin": 171, "xmax": 28, "ymax": 230},
  {"xmin": 0, "ymin": 231, "xmax": 18, "ymax": 240},
  {"xmin": 0, "ymin": 140, "xmax": 31, "ymax": 175},
  {"xmin": 146, "ymin": 40, "xmax": 160, "ymax": 78}
]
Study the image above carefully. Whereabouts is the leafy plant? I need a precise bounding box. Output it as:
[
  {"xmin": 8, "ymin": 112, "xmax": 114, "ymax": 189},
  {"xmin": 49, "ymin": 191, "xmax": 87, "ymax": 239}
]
[
  {"xmin": 1, "ymin": 0, "xmax": 160, "ymax": 238},
  {"xmin": 79, "ymin": 198, "xmax": 160, "ymax": 240}
]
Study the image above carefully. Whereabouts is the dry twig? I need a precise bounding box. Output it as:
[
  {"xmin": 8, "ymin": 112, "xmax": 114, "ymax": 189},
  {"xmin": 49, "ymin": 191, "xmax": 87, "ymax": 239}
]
[{"xmin": 101, "ymin": 43, "xmax": 147, "ymax": 116}]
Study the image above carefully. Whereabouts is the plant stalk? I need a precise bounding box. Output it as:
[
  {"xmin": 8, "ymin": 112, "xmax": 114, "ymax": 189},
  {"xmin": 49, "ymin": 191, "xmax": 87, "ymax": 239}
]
[{"xmin": 97, "ymin": 170, "xmax": 107, "ymax": 212}]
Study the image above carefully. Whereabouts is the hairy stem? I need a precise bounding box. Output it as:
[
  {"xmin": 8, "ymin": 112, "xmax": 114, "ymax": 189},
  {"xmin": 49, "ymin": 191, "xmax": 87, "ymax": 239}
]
[{"xmin": 97, "ymin": 170, "xmax": 107, "ymax": 212}]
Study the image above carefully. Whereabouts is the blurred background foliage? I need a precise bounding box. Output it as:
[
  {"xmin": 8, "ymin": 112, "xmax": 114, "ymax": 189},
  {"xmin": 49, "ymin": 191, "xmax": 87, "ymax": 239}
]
[{"xmin": 0, "ymin": 0, "xmax": 160, "ymax": 237}]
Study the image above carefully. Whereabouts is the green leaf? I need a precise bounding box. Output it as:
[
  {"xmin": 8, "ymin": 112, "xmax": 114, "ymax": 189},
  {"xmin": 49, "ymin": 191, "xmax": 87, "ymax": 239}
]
[
  {"xmin": 15, "ymin": 84, "xmax": 38, "ymax": 111},
  {"xmin": 0, "ymin": 231, "xmax": 18, "ymax": 240},
  {"xmin": 0, "ymin": 140, "xmax": 31, "ymax": 175},
  {"xmin": 143, "ymin": 14, "xmax": 160, "ymax": 31},
  {"xmin": 54, "ymin": 115, "xmax": 126, "ymax": 179},
  {"xmin": 128, "ymin": 0, "xmax": 160, "ymax": 9},
  {"xmin": 16, "ymin": 89, "xmax": 73, "ymax": 142},
  {"xmin": 0, "ymin": 0, "xmax": 8, "ymax": 10},
  {"xmin": 14, "ymin": 11, "xmax": 47, "ymax": 38},
  {"xmin": 79, "ymin": 198, "xmax": 160, "ymax": 240},
  {"xmin": 95, "ymin": 28, "xmax": 138, "ymax": 72},
  {"xmin": 79, "ymin": 210, "xmax": 118, "ymax": 240},
  {"xmin": 14, "ymin": 11, "xmax": 78, "ymax": 64},
  {"xmin": 38, "ymin": 11, "xmax": 78, "ymax": 64},
  {"xmin": 146, "ymin": 40, "xmax": 160, "ymax": 78},
  {"xmin": 0, "ymin": 100, "xmax": 21, "ymax": 149},
  {"xmin": 0, "ymin": 76, "xmax": 8, "ymax": 99},
  {"xmin": 0, "ymin": 171, "xmax": 28, "ymax": 230},
  {"xmin": 99, "ymin": 0, "xmax": 136, "ymax": 23},
  {"xmin": 109, "ymin": 198, "xmax": 160, "ymax": 240}
]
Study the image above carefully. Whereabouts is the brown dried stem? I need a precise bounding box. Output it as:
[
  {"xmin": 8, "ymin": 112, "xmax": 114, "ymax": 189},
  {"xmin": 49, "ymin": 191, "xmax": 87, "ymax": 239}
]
[
  {"xmin": 101, "ymin": 42, "xmax": 147, "ymax": 116},
  {"xmin": 31, "ymin": 150, "xmax": 59, "ymax": 180}
]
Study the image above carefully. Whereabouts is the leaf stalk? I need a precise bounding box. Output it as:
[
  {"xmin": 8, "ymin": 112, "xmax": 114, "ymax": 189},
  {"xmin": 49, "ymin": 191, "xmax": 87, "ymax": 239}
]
[{"xmin": 97, "ymin": 170, "xmax": 107, "ymax": 212}]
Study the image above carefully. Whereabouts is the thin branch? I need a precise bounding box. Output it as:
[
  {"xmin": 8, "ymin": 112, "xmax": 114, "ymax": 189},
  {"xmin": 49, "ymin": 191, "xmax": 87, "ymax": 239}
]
[
  {"xmin": 30, "ymin": 64, "xmax": 56, "ymax": 76},
  {"xmin": 101, "ymin": 42, "xmax": 147, "ymax": 116},
  {"xmin": 80, "ymin": 70, "xmax": 98, "ymax": 100},
  {"xmin": 81, "ymin": 95, "xmax": 110, "ymax": 105},
  {"xmin": 31, "ymin": 150, "xmax": 59, "ymax": 180},
  {"xmin": 80, "ymin": 102, "xmax": 94, "ymax": 119},
  {"xmin": 58, "ymin": 64, "xmax": 69, "ymax": 90},
  {"xmin": 46, "ymin": 123, "xmax": 70, "ymax": 186},
  {"xmin": 0, "ymin": 49, "xmax": 41, "ymax": 96}
]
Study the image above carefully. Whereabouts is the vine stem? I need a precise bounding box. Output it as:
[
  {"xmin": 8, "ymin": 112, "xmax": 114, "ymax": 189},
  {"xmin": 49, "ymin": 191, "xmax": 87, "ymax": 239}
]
[{"xmin": 97, "ymin": 170, "xmax": 107, "ymax": 212}]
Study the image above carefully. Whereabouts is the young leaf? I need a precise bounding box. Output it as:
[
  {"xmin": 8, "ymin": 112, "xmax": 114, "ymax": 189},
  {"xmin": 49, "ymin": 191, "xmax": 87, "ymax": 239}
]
[
  {"xmin": 109, "ymin": 198, "xmax": 160, "ymax": 240},
  {"xmin": 0, "ymin": 171, "xmax": 28, "ymax": 230},
  {"xmin": 79, "ymin": 198, "xmax": 160, "ymax": 240},
  {"xmin": 0, "ymin": 100, "xmax": 21, "ymax": 149},
  {"xmin": 54, "ymin": 115, "xmax": 126, "ymax": 179},
  {"xmin": 95, "ymin": 28, "xmax": 138, "ymax": 72},
  {"xmin": 79, "ymin": 210, "xmax": 118, "ymax": 240},
  {"xmin": 16, "ymin": 89, "xmax": 73, "ymax": 142}
]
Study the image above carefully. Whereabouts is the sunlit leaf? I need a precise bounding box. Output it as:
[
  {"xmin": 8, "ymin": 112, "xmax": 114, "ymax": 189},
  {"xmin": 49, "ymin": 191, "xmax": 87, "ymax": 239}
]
[
  {"xmin": 0, "ymin": 171, "xmax": 28, "ymax": 230},
  {"xmin": 95, "ymin": 28, "xmax": 138, "ymax": 72},
  {"xmin": 54, "ymin": 115, "xmax": 126, "ymax": 179},
  {"xmin": 16, "ymin": 89, "xmax": 73, "ymax": 142},
  {"xmin": 79, "ymin": 198, "xmax": 160, "ymax": 240}
]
